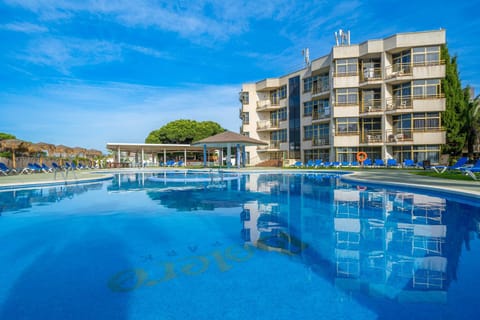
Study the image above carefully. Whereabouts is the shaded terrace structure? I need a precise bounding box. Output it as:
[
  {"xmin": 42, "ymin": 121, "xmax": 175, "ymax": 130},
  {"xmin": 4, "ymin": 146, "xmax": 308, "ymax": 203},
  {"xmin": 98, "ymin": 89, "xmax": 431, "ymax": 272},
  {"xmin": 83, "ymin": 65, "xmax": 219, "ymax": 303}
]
[
  {"xmin": 106, "ymin": 143, "xmax": 203, "ymax": 167},
  {"xmin": 192, "ymin": 131, "xmax": 267, "ymax": 168}
]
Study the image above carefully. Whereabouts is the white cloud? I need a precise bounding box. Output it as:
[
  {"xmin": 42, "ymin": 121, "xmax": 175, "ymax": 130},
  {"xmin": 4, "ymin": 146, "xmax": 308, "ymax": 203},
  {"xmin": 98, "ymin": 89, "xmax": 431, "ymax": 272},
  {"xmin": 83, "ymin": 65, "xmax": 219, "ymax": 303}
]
[
  {"xmin": 0, "ymin": 81, "xmax": 242, "ymax": 151},
  {"xmin": 19, "ymin": 37, "xmax": 123, "ymax": 74},
  {"xmin": 1, "ymin": 22, "xmax": 48, "ymax": 33},
  {"xmin": 3, "ymin": 0, "xmax": 298, "ymax": 42}
]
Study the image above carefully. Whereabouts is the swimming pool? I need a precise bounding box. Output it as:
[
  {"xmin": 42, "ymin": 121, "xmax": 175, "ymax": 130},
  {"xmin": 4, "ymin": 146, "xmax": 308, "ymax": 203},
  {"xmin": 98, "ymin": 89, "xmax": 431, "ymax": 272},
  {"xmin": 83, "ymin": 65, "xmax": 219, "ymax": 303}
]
[{"xmin": 0, "ymin": 171, "xmax": 479, "ymax": 319}]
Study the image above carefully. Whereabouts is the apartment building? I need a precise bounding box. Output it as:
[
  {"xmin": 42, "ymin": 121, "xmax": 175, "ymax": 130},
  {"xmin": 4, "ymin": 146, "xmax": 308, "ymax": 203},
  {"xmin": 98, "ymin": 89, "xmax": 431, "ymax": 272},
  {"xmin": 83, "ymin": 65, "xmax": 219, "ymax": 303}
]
[{"xmin": 239, "ymin": 30, "xmax": 446, "ymax": 166}]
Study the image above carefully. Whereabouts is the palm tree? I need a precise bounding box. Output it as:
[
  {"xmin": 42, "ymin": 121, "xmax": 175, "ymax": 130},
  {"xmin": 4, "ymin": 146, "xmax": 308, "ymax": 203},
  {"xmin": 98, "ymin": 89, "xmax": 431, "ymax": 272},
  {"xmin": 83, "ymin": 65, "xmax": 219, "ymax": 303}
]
[{"xmin": 463, "ymin": 87, "xmax": 480, "ymax": 157}]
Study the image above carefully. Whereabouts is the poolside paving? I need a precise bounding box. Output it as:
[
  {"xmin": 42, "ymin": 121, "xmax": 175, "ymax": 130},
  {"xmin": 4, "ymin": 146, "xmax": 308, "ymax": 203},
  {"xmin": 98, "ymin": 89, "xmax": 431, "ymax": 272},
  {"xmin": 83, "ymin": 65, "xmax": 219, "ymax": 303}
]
[
  {"xmin": 341, "ymin": 169, "xmax": 480, "ymax": 197},
  {"xmin": 0, "ymin": 168, "xmax": 478, "ymax": 197}
]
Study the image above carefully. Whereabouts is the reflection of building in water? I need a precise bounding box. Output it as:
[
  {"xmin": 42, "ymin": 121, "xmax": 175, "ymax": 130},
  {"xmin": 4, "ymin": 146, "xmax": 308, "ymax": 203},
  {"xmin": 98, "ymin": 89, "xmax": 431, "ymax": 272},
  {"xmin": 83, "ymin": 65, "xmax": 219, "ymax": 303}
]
[
  {"xmin": 239, "ymin": 173, "xmax": 479, "ymax": 303},
  {"xmin": 332, "ymin": 189, "xmax": 449, "ymax": 302},
  {"xmin": 241, "ymin": 174, "xmax": 319, "ymax": 255}
]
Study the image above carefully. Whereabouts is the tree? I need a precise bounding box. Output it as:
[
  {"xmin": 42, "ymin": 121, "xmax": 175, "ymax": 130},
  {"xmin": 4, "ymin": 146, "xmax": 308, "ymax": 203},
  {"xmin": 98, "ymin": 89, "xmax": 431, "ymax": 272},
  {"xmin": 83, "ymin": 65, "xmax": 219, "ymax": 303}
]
[
  {"xmin": 441, "ymin": 45, "xmax": 467, "ymax": 156},
  {"xmin": 0, "ymin": 132, "xmax": 16, "ymax": 157},
  {"xmin": 462, "ymin": 87, "xmax": 480, "ymax": 156},
  {"xmin": 145, "ymin": 120, "xmax": 224, "ymax": 144},
  {"xmin": 0, "ymin": 132, "xmax": 16, "ymax": 141}
]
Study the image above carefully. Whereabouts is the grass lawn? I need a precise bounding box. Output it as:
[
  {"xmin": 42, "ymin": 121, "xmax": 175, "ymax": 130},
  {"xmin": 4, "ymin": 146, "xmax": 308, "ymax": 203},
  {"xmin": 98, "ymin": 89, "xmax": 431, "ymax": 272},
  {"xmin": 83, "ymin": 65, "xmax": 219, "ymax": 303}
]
[{"xmin": 410, "ymin": 170, "xmax": 478, "ymax": 181}]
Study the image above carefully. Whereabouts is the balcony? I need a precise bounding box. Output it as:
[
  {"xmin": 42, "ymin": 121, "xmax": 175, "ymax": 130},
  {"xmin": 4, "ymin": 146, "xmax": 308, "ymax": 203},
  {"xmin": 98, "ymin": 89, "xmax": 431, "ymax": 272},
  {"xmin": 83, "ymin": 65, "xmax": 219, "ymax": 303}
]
[
  {"xmin": 386, "ymin": 129, "xmax": 413, "ymax": 143},
  {"xmin": 359, "ymin": 130, "xmax": 383, "ymax": 144},
  {"xmin": 312, "ymin": 137, "xmax": 330, "ymax": 146},
  {"xmin": 359, "ymin": 67, "xmax": 382, "ymax": 83},
  {"xmin": 385, "ymin": 63, "xmax": 413, "ymax": 82},
  {"xmin": 360, "ymin": 99, "xmax": 382, "ymax": 113},
  {"xmin": 385, "ymin": 97, "xmax": 413, "ymax": 112},
  {"xmin": 312, "ymin": 81, "xmax": 330, "ymax": 97},
  {"xmin": 257, "ymin": 141, "xmax": 282, "ymax": 151},
  {"xmin": 257, "ymin": 120, "xmax": 280, "ymax": 131},
  {"xmin": 256, "ymin": 99, "xmax": 283, "ymax": 112},
  {"xmin": 312, "ymin": 110, "xmax": 331, "ymax": 121}
]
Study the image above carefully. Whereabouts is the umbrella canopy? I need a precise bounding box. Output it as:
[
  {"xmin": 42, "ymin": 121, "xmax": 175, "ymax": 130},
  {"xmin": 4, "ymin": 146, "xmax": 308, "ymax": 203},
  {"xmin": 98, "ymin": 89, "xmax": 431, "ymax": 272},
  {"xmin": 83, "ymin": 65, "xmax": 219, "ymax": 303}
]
[
  {"xmin": 86, "ymin": 149, "xmax": 103, "ymax": 158},
  {"xmin": 35, "ymin": 142, "xmax": 56, "ymax": 155},
  {"xmin": 72, "ymin": 147, "xmax": 87, "ymax": 157},
  {"xmin": 0, "ymin": 139, "xmax": 32, "ymax": 168},
  {"xmin": 55, "ymin": 144, "xmax": 73, "ymax": 158}
]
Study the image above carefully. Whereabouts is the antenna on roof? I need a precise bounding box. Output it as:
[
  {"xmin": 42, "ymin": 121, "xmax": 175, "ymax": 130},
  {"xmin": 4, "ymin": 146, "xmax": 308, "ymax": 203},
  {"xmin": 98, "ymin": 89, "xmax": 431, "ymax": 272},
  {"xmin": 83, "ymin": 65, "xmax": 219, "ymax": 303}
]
[
  {"xmin": 302, "ymin": 48, "xmax": 312, "ymax": 77},
  {"xmin": 334, "ymin": 29, "xmax": 350, "ymax": 46},
  {"xmin": 302, "ymin": 48, "xmax": 310, "ymax": 67}
]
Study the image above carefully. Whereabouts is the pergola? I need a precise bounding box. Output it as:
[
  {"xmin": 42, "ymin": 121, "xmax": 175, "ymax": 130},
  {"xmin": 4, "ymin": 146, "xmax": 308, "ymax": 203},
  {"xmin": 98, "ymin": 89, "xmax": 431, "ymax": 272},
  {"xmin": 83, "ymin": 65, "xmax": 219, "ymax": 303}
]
[
  {"xmin": 192, "ymin": 131, "xmax": 268, "ymax": 168},
  {"xmin": 106, "ymin": 143, "xmax": 203, "ymax": 167}
]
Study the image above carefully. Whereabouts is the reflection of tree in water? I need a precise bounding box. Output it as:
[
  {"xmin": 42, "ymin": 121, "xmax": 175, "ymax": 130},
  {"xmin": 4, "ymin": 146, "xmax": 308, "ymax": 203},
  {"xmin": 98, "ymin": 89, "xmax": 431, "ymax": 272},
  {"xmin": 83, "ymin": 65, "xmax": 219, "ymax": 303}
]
[
  {"xmin": 146, "ymin": 188, "xmax": 260, "ymax": 211},
  {"xmin": 0, "ymin": 183, "xmax": 103, "ymax": 214}
]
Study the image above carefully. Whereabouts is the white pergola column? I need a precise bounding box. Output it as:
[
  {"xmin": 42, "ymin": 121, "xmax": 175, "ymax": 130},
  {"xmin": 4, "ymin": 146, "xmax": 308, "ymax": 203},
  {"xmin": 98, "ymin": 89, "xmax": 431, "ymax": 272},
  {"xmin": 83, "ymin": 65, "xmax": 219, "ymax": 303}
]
[
  {"xmin": 117, "ymin": 147, "xmax": 121, "ymax": 164},
  {"xmin": 141, "ymin": 148, "xmax": 145, "ymax": 167},
  {"xmin": 184, "ymin": 148, "xmax": 187, "ymax": 166},
  {"xmin": 226, "ymin": 143, "xmax": 231, "ymax": 168},
  {"xmin": 164, "ymin": 148, "xmax": 167, "ymax": 166}
]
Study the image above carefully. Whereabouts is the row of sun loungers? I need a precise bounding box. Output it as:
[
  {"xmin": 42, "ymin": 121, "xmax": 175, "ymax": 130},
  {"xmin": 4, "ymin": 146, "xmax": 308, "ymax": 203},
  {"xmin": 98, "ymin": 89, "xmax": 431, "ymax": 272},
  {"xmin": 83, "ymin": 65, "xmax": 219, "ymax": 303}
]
[
  {"xmin": 292, "ymin": 158, "xmax": 409, "ymax": 169},
  {"xmin": 0, "ymin": 162, "xmax": 93, "ymax": 175}
]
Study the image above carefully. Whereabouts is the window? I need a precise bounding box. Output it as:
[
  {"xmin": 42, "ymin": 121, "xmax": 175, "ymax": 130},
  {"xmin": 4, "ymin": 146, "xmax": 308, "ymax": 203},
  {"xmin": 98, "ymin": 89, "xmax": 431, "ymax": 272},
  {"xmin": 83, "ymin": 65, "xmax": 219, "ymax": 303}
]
[
  {"xmin": 393, "ymin": 82, "xmax": 411, "ymax": 98},
  {"xmin": 312, "ymin": 74, "xmax": 329, "ymax": 93},
  {"xmin": 393, "ymin": 114, "xmax": 412, "ymax": 130},
  {"xmin": 304, "ymin": 77, "xmax": 313, "ymax": 92},
  {"xmin": 336, "ymin": 88, "xmax": 358, "ymax": 105},
  {"xmin": 270, "ymin": 85, "xmax": 287, "ymax": 104},
  {"xmin": 304, "ymin": 123, "xmax": 329, "ymax": 140},
  {"xmin": 271, "ymin": 108, "xmax": 287, "ymax": 122},
  {"xmin": 413, "ymin": 112, "xmax": 441, "ymax": 130},
  {"xmin": 392, "ymin": 50, "xmax": 411, "ymax": 72},
  {"xmin": 271, "ymin": 129, "xmax": 287, "ymax": 142},
  {"xmin": 413, "ymin": 79, "xmax": 441, "ymax": 98},
  {"xmin": 335, "ymin": 58, "xmax": 358, "ymax": 76},
  {"xmin": 304, "ymin": 149, "xmax": 330, "ymax": 162},
  {"xmin": 242, "ymin": 112, "xmax": 249, "ymax": 125},
  {"xmin": 239, "ymin": 91, "xmax": 249, "ymax": 104},
  {"xmin": 361, "ymin": 118, "xmax": 381, "ymax": 131},
  {"xmin": 304, "ymin": 101, "xmax": 313, "ymax": 116},
  {"xmin": 336, "ymin": 117, "xmax": 358, "ymax": 135},
  {"xmin": 413, "ymin": 145, "xmax": 440, "ymax": 163},
  {"xmin": 412, "ymin": 46, "xmax": 440, "ymax": 65}
]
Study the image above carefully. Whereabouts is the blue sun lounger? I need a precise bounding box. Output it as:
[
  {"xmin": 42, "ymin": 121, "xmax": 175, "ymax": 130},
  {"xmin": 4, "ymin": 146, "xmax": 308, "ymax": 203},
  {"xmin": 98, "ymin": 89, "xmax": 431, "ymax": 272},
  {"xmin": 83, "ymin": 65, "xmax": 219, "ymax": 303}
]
[{"xmin": 431, "ymin": 157, "xmax": 468, "ymax": 173}]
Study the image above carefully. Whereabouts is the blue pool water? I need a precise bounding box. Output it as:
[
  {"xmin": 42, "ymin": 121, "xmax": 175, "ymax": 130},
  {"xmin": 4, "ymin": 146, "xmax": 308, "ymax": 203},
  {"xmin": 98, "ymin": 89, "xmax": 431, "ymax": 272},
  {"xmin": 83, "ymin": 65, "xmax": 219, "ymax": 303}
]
[{"xmin": 0, "ymin": 171, "xmax": 479, "ymax": 320}]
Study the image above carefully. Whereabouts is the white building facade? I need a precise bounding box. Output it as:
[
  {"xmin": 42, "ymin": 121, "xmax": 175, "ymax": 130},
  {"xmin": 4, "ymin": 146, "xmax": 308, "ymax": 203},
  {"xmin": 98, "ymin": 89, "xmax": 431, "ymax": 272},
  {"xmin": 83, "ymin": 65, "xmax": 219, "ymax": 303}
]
[{"xmin": 239, "ymin": 30, "xmax": 446, "ymax": 166}]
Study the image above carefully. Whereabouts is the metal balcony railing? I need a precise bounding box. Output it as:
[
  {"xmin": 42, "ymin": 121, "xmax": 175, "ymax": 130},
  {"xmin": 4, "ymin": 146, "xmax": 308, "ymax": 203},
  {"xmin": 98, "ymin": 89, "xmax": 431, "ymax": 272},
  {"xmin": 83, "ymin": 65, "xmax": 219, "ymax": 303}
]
[
  {"xmin": 360, "ymin": 99, "xmax": 382, "ymax": 113},
  {"xmin": 386, "ymin": 129, "xmax": 413, "ymax": 142},
  {"xmin": 312, "ymin": 81, "xmax": 330, "ymax": 95},
  {"xmin": 360, "ymin": 67, "xmax": 382, "ymax": 82},
  {"xmin": 385, "ymin": 97, "xmax": 413, "ymax": 111},
  {"xmin": 385, "ymin": 63, "xmax": 413, "ymax": 78},
  {"xmin": 312, "ymin": 137, "xmax": 330, "ymax": 146},
  {"xmin": 257, "ymin": 120, "xmax": 280, "ymax": 130},
  {"xmin": 312, "ymin": 110, "xmax": 331, "ymax": 120},
  {"xmin": 359, "ymin": 130, "xmax": 383, "ymax": 143},
  {"xmin": 257, "ymin": 141, "xmax": 281, "ymax": 150}
]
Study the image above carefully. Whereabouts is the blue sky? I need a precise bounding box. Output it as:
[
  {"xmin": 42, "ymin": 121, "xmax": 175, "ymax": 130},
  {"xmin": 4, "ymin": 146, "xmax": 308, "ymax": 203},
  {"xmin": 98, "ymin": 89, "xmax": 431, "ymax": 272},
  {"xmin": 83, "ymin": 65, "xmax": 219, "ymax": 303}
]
[{"xmin": 1, "ymin": 0, "xmax": 478, "ymax": 152}]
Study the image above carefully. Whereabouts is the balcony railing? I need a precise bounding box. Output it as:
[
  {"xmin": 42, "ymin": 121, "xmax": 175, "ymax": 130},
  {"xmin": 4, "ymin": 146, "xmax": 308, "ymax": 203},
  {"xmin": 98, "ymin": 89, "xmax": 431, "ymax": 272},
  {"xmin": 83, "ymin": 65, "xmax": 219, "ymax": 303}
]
[
  {"xmin": 385, "ymin": 63, "xmax": 413, "ymax": 79},
  {"xmin": 312, "ymin": 82, "xmax": 329, "ymax": 95},
  {"xmin": 359, "ymin": 130, "xmax": 383, "ymax": 143},
  {"xmin": 386, "ymin": 96, "xmax": 413, "ymax": 111},
  {"xmin": 312, "ymin": 137, "xmax": 330, "ymax": 146},
  {"xmin": 257, "ymin": 141, "xmax": 281, "ymax": 150},
  {"xmin": 256, "ymin": 99, "xmax": 282, "ymax": 111},
  {"xmin": 257, "ymin": 120, "xmax": 280, "ymax": 130},
  {"xmin": 360, "ymin": 67, "xmax": 382, "ymax": 82},
  {"xmin": 386, "ymin": 129, "xmax": 413, "ymax": 142},
  {"xmin": 360, "ymin": 99, "xmax": 382, "ymax": 113},
  {"xmin": 312, "ymin": 110, "xmax": 331, "ymax": 120}
]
